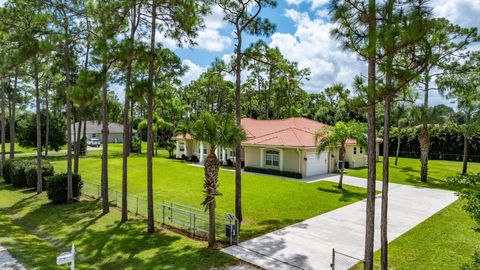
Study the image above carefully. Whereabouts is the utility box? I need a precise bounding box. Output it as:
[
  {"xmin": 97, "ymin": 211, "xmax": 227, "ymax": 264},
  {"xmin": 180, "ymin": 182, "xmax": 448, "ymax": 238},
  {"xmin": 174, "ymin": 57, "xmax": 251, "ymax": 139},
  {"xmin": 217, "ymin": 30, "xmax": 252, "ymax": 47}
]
[{"xmin": 226, "ymin": 224, "xmax": 237, "ymax": 243}]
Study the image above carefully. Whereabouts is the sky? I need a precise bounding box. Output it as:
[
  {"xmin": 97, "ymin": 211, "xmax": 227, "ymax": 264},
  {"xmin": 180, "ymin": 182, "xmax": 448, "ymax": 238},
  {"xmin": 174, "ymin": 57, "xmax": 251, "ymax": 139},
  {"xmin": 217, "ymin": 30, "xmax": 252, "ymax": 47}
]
[
  {"xmin": 166, "ymin": 0, "xmax": 480, "ymax": 108},
  {"xmin": 1, "ymin": 0, "xmax": 479, "ymax": 107}
]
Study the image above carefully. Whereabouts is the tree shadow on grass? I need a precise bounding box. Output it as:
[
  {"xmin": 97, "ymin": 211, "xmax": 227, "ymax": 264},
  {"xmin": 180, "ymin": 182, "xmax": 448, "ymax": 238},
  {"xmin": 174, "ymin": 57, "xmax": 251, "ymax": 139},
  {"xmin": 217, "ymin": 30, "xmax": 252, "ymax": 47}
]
[
  {"xmin": 7, "ymin": 195, "xmax": 234, "ymax": 269},
  {"xmin": 317, "ymin": 184, "xmax": 366, "ymax": 202}
]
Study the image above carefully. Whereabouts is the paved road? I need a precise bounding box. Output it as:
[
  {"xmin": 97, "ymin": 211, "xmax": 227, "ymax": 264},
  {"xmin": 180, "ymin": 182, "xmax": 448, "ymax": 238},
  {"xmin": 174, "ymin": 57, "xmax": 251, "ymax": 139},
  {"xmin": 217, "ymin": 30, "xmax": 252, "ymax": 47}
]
[
  {"xmin": 223, "ymin": 175, "xmax": 457, "ymax": 270},
  {"xmin": 0, "ymin": 246, "xmax": 25, "ymax": 270}
]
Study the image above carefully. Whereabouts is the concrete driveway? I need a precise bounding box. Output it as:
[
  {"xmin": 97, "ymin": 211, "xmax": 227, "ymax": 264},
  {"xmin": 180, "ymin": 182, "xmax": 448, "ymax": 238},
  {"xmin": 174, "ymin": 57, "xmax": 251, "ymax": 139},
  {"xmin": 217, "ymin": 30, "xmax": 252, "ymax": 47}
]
[{"xmin": 222, "ymin": 175, "xmax": 457, "ymax": 270}]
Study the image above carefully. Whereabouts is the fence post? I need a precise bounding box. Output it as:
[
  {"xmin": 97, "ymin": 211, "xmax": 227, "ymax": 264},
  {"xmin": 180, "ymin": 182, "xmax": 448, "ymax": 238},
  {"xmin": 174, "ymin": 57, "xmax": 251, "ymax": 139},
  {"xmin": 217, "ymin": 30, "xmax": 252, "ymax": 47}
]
[
  {"xmin": 162, "ymin": 201, "xmax": 166, "ymax": 224},
  {"xmin": 189, "ymin": 209, "xmax": 192, "ymax": 231},
  {"xmin": 331, "ymin": 248, "xmax": 335, "ymax": 270},
  {"xmin": 170, "ymin": 202, "xmax": 173, "ymax": 222},
  {"xmin": 136, "ymin": 196, "xmax": 139, "ymax": 215},
  {"xmin": 193, "ymin": 213, "xmax": 196, "ymax": 236}
]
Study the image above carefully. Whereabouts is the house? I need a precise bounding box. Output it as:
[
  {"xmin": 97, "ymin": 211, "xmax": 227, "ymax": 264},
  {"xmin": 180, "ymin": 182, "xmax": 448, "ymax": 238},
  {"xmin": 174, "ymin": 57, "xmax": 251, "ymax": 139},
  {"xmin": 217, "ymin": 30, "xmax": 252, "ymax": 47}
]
[
  {"xmin": 174, "ymin": 117, "xmax": 381, "ymax": 178},
  {"xmin": 71, "ymin": 121, "xmax": 135, "ymax": 143}
]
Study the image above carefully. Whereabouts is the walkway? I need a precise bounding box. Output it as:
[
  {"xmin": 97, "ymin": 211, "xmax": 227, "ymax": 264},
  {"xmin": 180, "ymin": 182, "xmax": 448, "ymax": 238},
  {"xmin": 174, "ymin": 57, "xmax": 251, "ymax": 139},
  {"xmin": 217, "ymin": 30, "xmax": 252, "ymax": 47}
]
[
  {"xmin": 0, "ymin": 246, "xmax": 25, "ymax": 270},
  {"xmin": 222, "ymin": 175, "xmax": 457, "ymax": 270}
]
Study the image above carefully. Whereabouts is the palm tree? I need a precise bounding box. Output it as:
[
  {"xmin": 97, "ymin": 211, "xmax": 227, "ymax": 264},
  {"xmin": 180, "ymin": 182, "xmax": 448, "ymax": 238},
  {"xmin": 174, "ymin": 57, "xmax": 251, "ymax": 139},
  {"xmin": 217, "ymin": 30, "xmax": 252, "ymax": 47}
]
[
  {"xmin": 191, "ymin": 112, "xmax": 245, "ymax": 248},
  {"xmin": 315, "ymin": 121, "xmax": 367, "ymax": 189}
]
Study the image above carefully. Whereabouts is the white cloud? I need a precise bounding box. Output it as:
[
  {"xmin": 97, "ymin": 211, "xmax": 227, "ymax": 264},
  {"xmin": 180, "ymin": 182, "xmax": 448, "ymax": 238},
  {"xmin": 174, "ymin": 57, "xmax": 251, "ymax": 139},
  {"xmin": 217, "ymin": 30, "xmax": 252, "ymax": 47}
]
[
  {"xmin": 432, "ymin": 0, "xmax": 480, "ymax": 28},
  {"xmin": 192, "ymin": 6, "xmax": 232, "ymax": 52},
  {"xmin": 181, "ymin": 59, "xmax": 206, "ymax": 85},
  {"xmin": 270, "ymin": 10, "xmax": 366, "ymax": 93}
]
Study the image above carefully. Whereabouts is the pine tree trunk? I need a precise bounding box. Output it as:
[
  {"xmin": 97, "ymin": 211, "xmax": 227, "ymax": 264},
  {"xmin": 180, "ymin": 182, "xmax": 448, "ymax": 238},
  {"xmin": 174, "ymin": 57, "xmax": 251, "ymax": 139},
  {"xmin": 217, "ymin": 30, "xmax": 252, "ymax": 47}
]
[
  {"xmin": 44, "ymin": 87, "xmax": 49, "ymax": 159},
  {"xmin": 146, "ymin": 0, "xmax": 157, "ymax": 234},
  {"xmin": 101, "ymin": 64, "xmax": 110, "ymax": 214},
  {"xmin": 394, "ymin": 121, "xmax": 400, "ymax": 166},
  {"xmin": 1, "ymin": 82, "xmax": 5, "ymax": 177},
  {"xmin": 74, "ymin": 120, "xmax": 81, "ymax": 173},
  {"xmin": 234, "ymin": 28, "xmax": 243, "ymax": 225},
  {"xmin": 364, "ymin": 0, "xmax": 377, "ymax": 267},
  {"xmin": 122, "ymin": 5, "xmax": 137, "ymax": 221},
  {"xmin": 381, "ymin": 94, "xmax": 392, "ymax": 270},
  {"xmin": 35, "ymin": 61, "xmax": 42, "ymax": 194},
  {"xmin": 9, "ymin": 70, "xmax": 17, "ymax": 160},
  {"xmin": 462, "ymin": 128, "xmax": 468, "ymax": 175}
]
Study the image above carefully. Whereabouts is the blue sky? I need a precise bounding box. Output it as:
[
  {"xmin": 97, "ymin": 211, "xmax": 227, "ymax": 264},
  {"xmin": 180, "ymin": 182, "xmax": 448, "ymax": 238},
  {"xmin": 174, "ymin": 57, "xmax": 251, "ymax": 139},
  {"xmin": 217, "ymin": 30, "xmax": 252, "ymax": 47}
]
[{"xmin": 167, "ymin": 0, "xmax": 480, "ymax": 108}]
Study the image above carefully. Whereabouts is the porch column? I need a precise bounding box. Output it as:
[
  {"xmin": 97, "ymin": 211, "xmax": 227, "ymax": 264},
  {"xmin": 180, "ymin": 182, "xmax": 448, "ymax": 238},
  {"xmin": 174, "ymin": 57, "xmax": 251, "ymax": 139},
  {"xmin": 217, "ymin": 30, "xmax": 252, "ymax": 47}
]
[
  {"xmin": 297, "ymin": 149, "xmax": 301, "ymax": 174},
  {"xmin": 184, "ymin": 140, "xmax": 188, "ymax": 156},
  {"xmin": 279, "ymin": 149, "xmax": 284, "ymax": 171},
  {"xmin": 176, "ymin": 141, "xmax": 180, "ymax": 158},
  {"xmin": 260, "ymin": 148, "xmax": 264, "ymax": 168},
  {"xmin": 222, "ymin": 148, "xmax": 226, "ymax": 162},
  {"xmin": 200, "ymin": 141, "xmax": 204, "ymax": 163}
]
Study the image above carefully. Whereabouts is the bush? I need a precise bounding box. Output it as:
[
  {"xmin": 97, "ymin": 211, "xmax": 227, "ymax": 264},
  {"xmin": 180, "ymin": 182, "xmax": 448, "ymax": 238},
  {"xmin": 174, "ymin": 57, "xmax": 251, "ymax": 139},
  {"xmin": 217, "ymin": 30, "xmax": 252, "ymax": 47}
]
[
  {"xmin": 46, "ymin": 173, "xmax": 83, "ymax": 204},
  {"xmin": 11, "ymin": 160, "xmax": 35, "ymax": 188},
  {"xmin": 3, "ymin": 159, "xmax": 14, "ymax": 184},
  {"xmin": 190, "ymin": 155, "xmax": 199, "ymax": 162},
  {"xmin": 244, "ymin": 166, "xmax": 302, "ymax": 179},
  {"xmin": 181, "ymin": 154, "xmax": 188, "ymax": 160},
  {"xmin": 226, "ymin": 159, "xmax": 234, "ymax": 167},
  {"xmin": 79, "ymin": 137, "xmax": 87, "ymax": 155},
  {"xmin": 25, "ymin": 162, "xmax": 55, "ymax": 190}
]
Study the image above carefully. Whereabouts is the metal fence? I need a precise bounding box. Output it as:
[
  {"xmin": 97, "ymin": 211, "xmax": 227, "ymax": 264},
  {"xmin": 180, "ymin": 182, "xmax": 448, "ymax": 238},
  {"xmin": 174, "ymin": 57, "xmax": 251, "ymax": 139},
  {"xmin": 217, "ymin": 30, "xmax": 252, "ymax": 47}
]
[
  {"xmin": 386, "ymin": 151, "xmax": 480, "ymax": 162},
  {"xmin": 82, "ymin": 181, "xmax": 239, "ymax": 244},
  {"xmin": 331, "ymin": 249, "xmax": 392, "ymax": 270}
]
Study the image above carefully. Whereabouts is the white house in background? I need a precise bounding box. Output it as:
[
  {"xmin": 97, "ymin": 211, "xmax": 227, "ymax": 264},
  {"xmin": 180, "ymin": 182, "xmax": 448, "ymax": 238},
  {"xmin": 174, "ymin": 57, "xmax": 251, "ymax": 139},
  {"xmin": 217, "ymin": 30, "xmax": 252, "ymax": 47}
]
[
  {"xmin": 174, "ymin": 117, "xmax": 381, "ymax": 178},
  {"xmin": 70, "ymin": 121, "xmax": 135, "ymax": 143}
]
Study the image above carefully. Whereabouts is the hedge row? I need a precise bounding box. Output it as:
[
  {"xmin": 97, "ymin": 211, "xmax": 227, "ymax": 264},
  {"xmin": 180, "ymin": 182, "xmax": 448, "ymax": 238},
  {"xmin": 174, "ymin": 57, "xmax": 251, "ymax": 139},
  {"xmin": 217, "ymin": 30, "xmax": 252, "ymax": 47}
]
[
  {"xmin": 3, "ymin": 159, "xmax": 54, "ymax": 189},
  {"xmin": 244, "ymin": 166, "xmax": 302, "ymax": 179},
  {"xmin": 386, "ymin": 124, "xmax": 480, "ymax": 162},
  {"xmin": 2, "ymin": 159, "xmax": 83, "ymax": 204}
]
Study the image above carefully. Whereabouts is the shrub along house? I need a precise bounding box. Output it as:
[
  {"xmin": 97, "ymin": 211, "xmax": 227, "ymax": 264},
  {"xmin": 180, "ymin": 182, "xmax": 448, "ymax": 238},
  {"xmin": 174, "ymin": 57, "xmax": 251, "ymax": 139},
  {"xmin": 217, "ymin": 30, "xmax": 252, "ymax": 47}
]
[{"xmin": 174, "ymin": 117, "xmax": 380, "ymax": 178}]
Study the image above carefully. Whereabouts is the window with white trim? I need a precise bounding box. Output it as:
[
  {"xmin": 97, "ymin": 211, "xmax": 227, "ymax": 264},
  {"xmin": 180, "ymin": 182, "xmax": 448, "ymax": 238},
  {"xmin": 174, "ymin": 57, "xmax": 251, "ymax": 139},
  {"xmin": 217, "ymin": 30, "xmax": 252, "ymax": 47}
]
[
  {"xmin": 354, "ymin": 147, "xmax": 357, "ymax": 155},
  {"xmin": 265, "ymin": 150, "xmax": 280, "ymax": 166},
  {"xmin": 179, "ymin": 142, "xmax": 185, "ymax": 152},
  {"xmin": 360, "ymin": 147, "xmax": 363, "ymax": 154}
]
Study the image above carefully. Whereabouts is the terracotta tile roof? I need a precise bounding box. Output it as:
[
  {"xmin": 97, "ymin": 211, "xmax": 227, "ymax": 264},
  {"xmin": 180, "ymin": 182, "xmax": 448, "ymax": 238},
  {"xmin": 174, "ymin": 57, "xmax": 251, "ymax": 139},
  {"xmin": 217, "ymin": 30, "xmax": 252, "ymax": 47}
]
[
  {"xmin": 174, "ymin": 117, "xmax": 382, "ymax": 148},
  {"xmin": 241, "ymin": 118, "xmax": 328, "ymax": 147}
]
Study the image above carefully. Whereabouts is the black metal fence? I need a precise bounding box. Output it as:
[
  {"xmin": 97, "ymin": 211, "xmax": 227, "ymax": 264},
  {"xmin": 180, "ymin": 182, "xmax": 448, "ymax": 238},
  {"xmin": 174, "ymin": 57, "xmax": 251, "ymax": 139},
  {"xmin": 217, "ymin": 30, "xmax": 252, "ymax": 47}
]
[
  {"xmin": 82, "ymin": 181, "xmax": 239, "ymax": 244},
  {"xmin": 385, "ymin": 151, "xmax": 480, "ymax": 162},
  {"xmin": 331, "ymin": 249, "xmax": 391, "ymax": 270}
]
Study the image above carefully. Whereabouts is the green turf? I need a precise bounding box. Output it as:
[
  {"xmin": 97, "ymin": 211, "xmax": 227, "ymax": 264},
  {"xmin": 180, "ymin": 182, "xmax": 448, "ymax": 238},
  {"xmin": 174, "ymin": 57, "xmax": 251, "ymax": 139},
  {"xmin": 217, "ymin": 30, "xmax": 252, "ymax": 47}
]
[
  {"xmin": 0, "ymin": 182, "xmax": 236, "ymax": 270},
  {"xmin": 50, "ymin": 149, "xmax": 368, "ymax": 239},
  {"xmin": 346, "ymin": 156, "xmax": 480, "ymax": 191},
  {"xmin": 373, "ymin": 200, "xmax": 480, "ymax": 270}
]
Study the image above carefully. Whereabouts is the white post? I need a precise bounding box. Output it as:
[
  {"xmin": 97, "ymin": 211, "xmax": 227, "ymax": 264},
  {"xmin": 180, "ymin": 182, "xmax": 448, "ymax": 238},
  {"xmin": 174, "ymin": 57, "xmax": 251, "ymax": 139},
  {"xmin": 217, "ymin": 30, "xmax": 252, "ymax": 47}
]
[
  {"xmin": 200, "ymin": 141, "xmax": 204, "ymax": 163},
  {"xmin": 176, "ymin": 141, "xmax": 180, "ymax": 158},
  {"xmin": 279, "ymin": 149, "xmax": 284, "ymax": 171},
  {"xmin": 260, "ymin": 148, "xmax": 264, "ymax": 168},
  {"xmin": 297, "ymin": 149, "xmax": 302, "ymax": 174},
  {"xmin": 222, "ymin": 148, "xmax": 226, "ymax": 162},
  {"xmin": 71, "ymin": 244, "xmax": 75, "ymax": 270}
]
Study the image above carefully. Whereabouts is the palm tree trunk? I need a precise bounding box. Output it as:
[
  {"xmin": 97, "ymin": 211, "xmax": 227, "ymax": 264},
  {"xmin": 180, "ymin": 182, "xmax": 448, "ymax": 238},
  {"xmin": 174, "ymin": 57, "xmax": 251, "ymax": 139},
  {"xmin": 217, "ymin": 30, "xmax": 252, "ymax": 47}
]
[
  {"xmin": 204, "ymin": 150, "xmax": 219, "ymax": 248},
  {"xmin": 419, "ymin": 72, "xmax": 430, "ymax": 182},
  {"xmin": 394, "ymin": 121, "xmax": 400, "ymax": 166},
  {"xmin": 146, "ymin": 0, "xmax": 157, "ymax": 234},
  {"xmin": 338, "ymin": 162, "xmax": 344, "ymax": 189},
  {"xmin": 101, "ymin": 64, "xmax": 110, "ymax": 214},
  {"xmin": 9, "ymin": 70, "xmax": 17, "ymax": 160},
  {"xmin": 44, "ymin": 87, "xmax": 49, "ymax": 159},
  {"xmin": 64, "ymin": 25, "xmax": 73, "ymax": 203},
  {"xmin": 364, "ymin": 0, "xmax": 377, "ymax": 268},
  {"xmin": 234, "ymin": 27, "xmax": 243, "ymax": 225}
]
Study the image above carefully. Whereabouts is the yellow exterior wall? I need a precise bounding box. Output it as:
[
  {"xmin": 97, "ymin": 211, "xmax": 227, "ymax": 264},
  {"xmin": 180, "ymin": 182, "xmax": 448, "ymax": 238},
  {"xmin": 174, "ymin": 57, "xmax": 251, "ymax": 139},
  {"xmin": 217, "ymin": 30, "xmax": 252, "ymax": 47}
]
[
  {"xmin": 244, "ymin": 146, "xmax": 302, "ymax": 174},
  {"xmin": 244, "ymin": 147, "xmax": 261, "ymax": 167}
]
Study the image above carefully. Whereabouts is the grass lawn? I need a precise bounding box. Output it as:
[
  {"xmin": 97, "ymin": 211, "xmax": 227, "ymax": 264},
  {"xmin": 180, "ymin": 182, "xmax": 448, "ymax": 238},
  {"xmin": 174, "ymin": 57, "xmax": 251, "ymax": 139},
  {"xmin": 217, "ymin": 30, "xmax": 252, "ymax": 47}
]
[
  {"xmin": 0, "ymin": 182, "xmax": 236, "ymax": 270},
  {"xmin": 373, "ymin": 200, "xmax": 480, "ymax": 270},
  {"xmin": 50, "ymin": 148, "xmax": 368, "ymax": 240},
  {"xmin": 346, "ymin": 156, "xmax": 480, "ymax": 191}
]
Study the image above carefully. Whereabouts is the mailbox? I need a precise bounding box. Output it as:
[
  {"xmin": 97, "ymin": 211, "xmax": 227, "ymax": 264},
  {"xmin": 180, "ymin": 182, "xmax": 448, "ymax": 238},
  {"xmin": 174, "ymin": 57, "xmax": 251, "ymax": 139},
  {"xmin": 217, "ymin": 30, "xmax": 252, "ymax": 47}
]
[{"xmin": 56, "ymin": 252, "xmax": 73, "ymax": 265}]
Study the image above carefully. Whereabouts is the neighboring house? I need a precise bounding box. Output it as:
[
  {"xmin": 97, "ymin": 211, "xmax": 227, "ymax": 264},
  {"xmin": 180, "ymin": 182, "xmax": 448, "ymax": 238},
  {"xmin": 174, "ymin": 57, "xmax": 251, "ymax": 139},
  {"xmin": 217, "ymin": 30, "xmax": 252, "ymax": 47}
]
[
  {"xmin": 70, "ymin": 121, "xmax": 135, "ymax": 143},
  {"xmin": 174, "ymin": 117, "xmax": 381, "ymax": 178}
]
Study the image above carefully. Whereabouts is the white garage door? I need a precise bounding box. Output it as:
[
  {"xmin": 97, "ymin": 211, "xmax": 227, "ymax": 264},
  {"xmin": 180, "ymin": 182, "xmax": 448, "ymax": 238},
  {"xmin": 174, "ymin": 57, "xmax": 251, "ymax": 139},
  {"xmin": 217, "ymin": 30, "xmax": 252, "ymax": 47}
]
[{"xmin": 306, "ymin": 151, "xmax": 329, "ymax": 177}]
